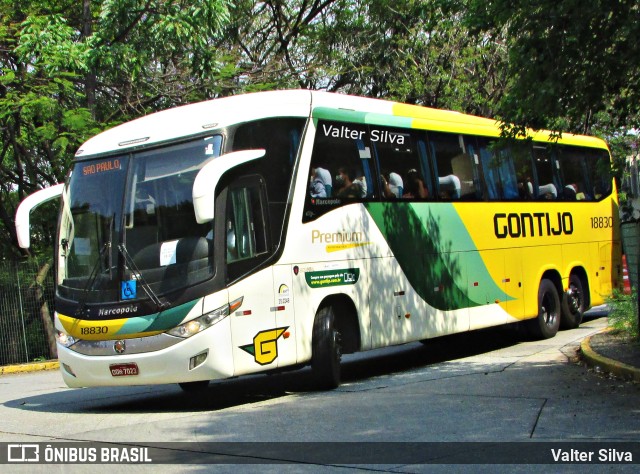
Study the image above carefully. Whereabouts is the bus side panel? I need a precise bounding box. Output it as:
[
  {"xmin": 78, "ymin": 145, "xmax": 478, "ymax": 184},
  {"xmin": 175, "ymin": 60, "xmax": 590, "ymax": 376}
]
[
  {"xmin": 368, "ymin": 254, "xmax": 470, "ymax": 348},
  {"xmin": 589, "ymin": 240, "xmax": 621, "ymax": 306},
  {"xmin": 368, "ymin": 255, "xmax": 401, "ymax": 348},
  {"xmin": 504, "ymin": 247, "xmax": 525, "ymax": 320},
  {"xmin": 272, "ymin": 264, "xmax": 298, "ymax": 368},
  {"xmin": 561, "ymin": 241, "xmax": 592, "ymax": 289},
  {"xmin": 467, "ymin": 249, "xmax": 508, "ymax": 330},
  {"xmin": 228, "ymin": 267, "xmax": 278, "ymax": 376}
]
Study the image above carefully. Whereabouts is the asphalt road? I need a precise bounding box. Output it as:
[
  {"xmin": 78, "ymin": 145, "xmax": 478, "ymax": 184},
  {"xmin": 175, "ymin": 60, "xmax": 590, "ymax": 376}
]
[{"xmin": 1, "ymin": 309, "xmax": 639, "ymax": 472}]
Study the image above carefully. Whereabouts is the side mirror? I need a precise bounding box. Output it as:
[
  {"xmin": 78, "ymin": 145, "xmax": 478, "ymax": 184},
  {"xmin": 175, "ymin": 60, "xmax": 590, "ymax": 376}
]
[
  {"xmin": 192, "ymin": 149, "xmax": 266, "ymax": 224},
  {"xmin": 15, "ymin": 183, "xmax": 65, "ymax": 248}
]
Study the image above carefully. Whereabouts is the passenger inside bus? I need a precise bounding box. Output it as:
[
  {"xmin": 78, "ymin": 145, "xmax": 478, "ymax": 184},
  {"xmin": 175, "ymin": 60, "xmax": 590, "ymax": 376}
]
[
  {"xmin": 438, "ymin": 175, "xmax": 461, "ymax": 199},
  {"xmin": 309, "ymin": 166, "xmax": 332, "ymax": 198},
  {"xmin": 335, "ymin": 167, "xmax": 365, "ymax": 198},
  {"xmin": 381, "ymin": 171, "xmax": 403, "ymax": 198},
  {"xmin": 538, "ymin": 183, "xmax": 557, "ymax": 199},
  {"xmin": 403, "ymin": 169, "xmax": 428, "ymax": 198}
]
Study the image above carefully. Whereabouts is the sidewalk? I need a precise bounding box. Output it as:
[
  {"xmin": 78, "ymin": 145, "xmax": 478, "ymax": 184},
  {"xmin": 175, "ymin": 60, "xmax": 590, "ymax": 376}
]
[
  {"xmin": 580, "ymin": 328, "xmax": 640, "ymax": 382},
  {"xmin": 0, "ymin": 360, "xmax": 59, "ymax": 375}
]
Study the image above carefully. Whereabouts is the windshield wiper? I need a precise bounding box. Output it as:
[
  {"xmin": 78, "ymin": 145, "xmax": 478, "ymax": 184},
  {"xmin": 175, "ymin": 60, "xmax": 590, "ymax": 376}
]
[
  {"xmin": 118, "ymin": 243, "xmax": 168, "ymax": 311},
  {"xmin": 75, "ymin": 240, "xmax": 111, "ymax": 318},
  {"xmin": 74, "ymin": 214, "xmax": 117, "ymax": 318}
]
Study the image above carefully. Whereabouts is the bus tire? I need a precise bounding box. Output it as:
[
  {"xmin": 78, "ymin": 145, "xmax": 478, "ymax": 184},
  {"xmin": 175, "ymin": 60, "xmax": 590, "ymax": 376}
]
[
  {"xmin": 529, "ymin": 278, "xmax": 561, "ymax": 339},
  {"xmin": 560, "ymin": 274, "xmax": 585, "ymax": 329},
  {"xmin": 311, "ymin": 305, "xmax": 342, "ymax": 389},
  {"xmin": 178, "ymin": 380, "xmax": 209, "ymax": 392}
]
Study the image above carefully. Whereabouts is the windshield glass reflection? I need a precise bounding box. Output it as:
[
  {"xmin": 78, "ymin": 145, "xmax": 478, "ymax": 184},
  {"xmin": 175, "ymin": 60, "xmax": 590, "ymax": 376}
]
[{"xmin": 57, "ymin": 135, "xmax": 222, "ymax": 305}]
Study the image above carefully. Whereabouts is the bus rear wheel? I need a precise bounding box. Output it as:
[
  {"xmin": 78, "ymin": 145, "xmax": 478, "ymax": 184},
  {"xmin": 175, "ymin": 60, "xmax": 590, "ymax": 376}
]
[
  {"xmin": 528, "ymin": 278, "xmax": 561, "ymax": 339},
  {"xmin": 311, "ymin": 305, "xmax": 342, "ymax": 389},
  {"xmin": 560, "ymin": 274, "xmax": 585, "ymax": 329}
]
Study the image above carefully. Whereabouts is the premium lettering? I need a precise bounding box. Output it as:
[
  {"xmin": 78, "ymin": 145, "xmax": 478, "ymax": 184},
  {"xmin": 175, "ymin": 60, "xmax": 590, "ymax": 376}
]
[
  {"xmin": 312, "ymin": 229, "xmax": 363, "ymax": 244},
  {"xmin": 494, "ymin": 212, "xmax": 573, "ymax": 238}
]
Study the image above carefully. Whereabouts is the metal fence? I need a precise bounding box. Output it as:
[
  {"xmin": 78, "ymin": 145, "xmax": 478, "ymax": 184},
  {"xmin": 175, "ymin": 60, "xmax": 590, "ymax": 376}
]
[{"xmin": 0, "ymin": 259, "xmax": 56, "ymax": 366}]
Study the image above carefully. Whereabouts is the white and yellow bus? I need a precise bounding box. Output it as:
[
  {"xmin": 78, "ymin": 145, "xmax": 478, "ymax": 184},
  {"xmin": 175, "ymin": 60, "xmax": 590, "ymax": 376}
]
[{"xmin": 16, "ymin": 90, "xmax": 621, "ymax": 390}]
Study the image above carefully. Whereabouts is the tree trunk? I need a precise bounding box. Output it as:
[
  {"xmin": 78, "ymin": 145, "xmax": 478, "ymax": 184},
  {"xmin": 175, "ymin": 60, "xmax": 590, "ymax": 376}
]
[{"xmin": 33, "ymin": 261, "xmax": 57, "ymax": 359}]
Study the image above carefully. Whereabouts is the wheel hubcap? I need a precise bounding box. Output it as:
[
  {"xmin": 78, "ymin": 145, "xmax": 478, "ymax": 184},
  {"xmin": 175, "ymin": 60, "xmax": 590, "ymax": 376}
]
[
  {"xmin": 569, "ymin": 286, "xmax": 581, "ymax": 313},
  {"xmin": 542, "ymin": 295, "xmax": 556, "ymax": 327}
]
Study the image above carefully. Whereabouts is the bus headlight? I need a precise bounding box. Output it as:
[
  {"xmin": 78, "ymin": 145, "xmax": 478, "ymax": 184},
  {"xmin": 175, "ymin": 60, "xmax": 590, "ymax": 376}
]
[
  {"xmin": 166, "ymin": 297, "xmax": 242, "ymax": 338},
  {"xmin": 57, "ymin": 331, "xmax": 77, "ymax": 348}
]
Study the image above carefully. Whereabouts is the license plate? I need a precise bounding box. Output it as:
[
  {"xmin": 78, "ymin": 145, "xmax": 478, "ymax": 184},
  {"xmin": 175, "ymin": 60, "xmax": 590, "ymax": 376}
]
[{"xmin": 109, "ymin": 363, "xmax": 139, "ymax": 377}]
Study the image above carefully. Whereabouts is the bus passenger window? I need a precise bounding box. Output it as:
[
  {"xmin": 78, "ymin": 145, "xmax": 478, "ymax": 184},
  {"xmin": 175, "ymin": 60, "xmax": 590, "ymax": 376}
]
[
  {"xmin": 532, "ymin": 145, "xmax": 560, "ymax": 200},
  {"xmin": 303, "ymin": 120, "xmax": 373, "ymax": 222},
  {"xmin": 557, "ymin": 147, "xmax": 589, "ymax": 200},
  {"xmin": 477, "ymin": 140, "xmax": 519, "ymax": 200},
  {"xmin": 428, "ymin": 132, "xmax": 481, "ymax": 200},
  {"xmin": 371, "ymin": 127, "xmax": 428, "ymax": 200},
  {"xmin": 508, "ymin": 144, "xmax": 535, "ymax": 199},
  {"xmin": 585, "ymin": 149, "xmax": 613, "ymax": 200},
  {"xmin": 307, "ymin": 121, "xmax": 371, "ymax": 200}
]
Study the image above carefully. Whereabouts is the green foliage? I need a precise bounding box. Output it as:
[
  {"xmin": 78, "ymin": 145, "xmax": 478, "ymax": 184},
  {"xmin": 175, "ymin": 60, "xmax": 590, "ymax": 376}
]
[
  {"xmin": 2, "ymin": 0, "xmax": 640, "ymax": 259},
  {"xmin": 0, "ymin": 0, "xmax": 231, "ymax": 259},
  {"xmin": 607, "ymin": 290, "xmax": 640, "ymax": 340},
  {"xmin": 465, "ymin": 0, "xmax": 640, "ymax": 134},
  {"xmin": 15, "ymin": 14, "xmax": 90, "ymax": 74}
]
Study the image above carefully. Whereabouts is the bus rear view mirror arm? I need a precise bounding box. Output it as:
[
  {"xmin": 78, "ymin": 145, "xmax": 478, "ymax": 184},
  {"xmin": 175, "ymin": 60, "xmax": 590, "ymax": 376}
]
[
  {"xmin": 15, "ymin": 183, "xmax": 64, "ymax": 249},
  {"xmin": 192, "ymin": 149, "xmax": 266, "ymax": 224}
]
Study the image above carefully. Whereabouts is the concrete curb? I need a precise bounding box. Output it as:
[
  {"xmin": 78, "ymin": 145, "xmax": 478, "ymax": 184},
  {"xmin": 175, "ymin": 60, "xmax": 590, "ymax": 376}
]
[
  {"xmin": 581, "ymin": 330, "xmax": 640, "ymax": 382},
  {"xmin": 0, "ymin": 361, "xmax": 59, "ymax": 375}
]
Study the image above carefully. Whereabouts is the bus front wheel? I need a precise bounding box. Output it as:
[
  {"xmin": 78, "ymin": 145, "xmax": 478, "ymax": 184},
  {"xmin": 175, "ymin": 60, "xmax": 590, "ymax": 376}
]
[
  {"xmin": 529, "ymin": 278, "xmax": 561, "ymax": 339},
  {"xmin": 311, "ymin": 305, "xmax": 342, "ymax": 389},
  {"xmin": 560, "ymin": 274, "xmax": 585, "ymax": 329}
]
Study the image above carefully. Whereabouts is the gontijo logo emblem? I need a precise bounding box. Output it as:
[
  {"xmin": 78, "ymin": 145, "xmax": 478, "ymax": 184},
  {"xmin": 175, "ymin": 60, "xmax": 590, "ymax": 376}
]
[{"xmin": 240, "ymin": 327, "xmax": 288, "ymax": 365}]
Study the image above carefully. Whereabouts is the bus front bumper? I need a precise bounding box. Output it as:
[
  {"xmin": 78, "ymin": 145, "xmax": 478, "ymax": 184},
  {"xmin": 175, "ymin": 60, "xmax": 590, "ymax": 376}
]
[{"xmin": 57, "ymin": 318, "xmax": 234, "ymax": 388}]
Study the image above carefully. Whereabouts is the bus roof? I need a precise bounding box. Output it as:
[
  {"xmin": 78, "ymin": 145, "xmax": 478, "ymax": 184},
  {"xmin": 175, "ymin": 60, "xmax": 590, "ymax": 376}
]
[{"xmin": 75, "ymin": 90, "xmax": 609, "ymax": 159}]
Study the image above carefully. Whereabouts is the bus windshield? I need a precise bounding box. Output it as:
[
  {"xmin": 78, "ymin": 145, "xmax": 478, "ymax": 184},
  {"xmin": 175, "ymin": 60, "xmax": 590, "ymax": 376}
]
[{"xmin": 57, "ymin": 135, "xmax": 222, "ymax": 305}]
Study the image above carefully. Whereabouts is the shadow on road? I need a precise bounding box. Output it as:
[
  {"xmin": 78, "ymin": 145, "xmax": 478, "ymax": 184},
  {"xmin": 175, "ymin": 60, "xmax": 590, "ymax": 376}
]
[
  {"xmin": 6, "ymin": 308, "xmax": 611, "ymax": 416},
  {"xmin": 2, "ymin": 322, "xmax": 538, "ymax": 415}
]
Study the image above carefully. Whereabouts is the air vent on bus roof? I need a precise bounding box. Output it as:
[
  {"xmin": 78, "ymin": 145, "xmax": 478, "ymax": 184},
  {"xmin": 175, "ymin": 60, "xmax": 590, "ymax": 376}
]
[{"xmin": 118, "ymin": 137, "xmax": 150, "ymax": 147}]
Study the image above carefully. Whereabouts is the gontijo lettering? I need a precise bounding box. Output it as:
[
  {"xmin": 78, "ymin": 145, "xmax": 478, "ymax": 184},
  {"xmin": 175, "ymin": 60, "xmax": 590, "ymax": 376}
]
[{"xmin": 494, "ymin": 212, "xmax": 573, "ymax": 238}]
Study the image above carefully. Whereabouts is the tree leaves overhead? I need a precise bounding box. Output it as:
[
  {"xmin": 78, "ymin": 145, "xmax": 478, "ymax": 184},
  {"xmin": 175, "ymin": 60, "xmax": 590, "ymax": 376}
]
[
  {"xmin": 0, "ymin": 0, "xmax": 231, "ymax": 258},
  {"xmin": 466, "ymin": 0, "xmax": 640, "ymax": 134},
  {"xmin": 2, "ymin": 0, "xmax": 640, "ymax": 258}
]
